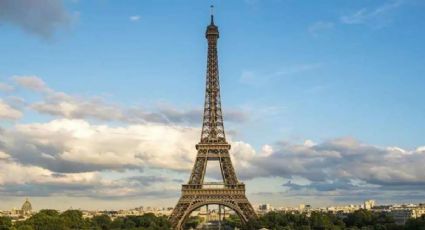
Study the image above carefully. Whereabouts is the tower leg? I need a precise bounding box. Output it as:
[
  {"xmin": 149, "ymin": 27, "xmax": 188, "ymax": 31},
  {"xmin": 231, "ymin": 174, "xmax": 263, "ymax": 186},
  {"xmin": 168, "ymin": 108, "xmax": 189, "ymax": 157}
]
[{"xmin": 219, "ymin": 204, "xmax": 222, "ymax": 230}]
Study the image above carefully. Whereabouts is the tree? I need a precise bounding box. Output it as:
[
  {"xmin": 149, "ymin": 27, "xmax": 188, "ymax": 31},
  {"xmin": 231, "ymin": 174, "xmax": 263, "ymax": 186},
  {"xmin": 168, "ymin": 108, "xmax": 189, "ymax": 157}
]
[
  {"xmin": 122, "ymin": 219, "xmax": 136, "ymax": 229},
  {"xmin": 310, "ymin": 212, "xmax": 334, "ymax": 230},
  {"xmin": 20, "ymin": 209, "xmax": 66, "ymax": 230},
  {"xmin": 110, "ymin": 217, "xmax": 137, "ymax": 229},
  {"xmin": 60, "ymin": 209, "xmax": 88, "ymax": 229},
  {"xmin": 37, "ymin": 210, "xmax": 60, "ymax": 217},
  {"xmin": 344, "ymin": 209, "xmax": 374, "ymax": 228},
  {"xmin": 343, "ymin": 209, "xmax": 401, "ymax": 229},
  {"xmin": 92, "ymin": 214, "xmax": 111, "ymax": 230},
  {"xmin": 244, "ymin": 211, "xmax": 348, "ymax": 230},
  {"xmin": 224, "ymin": 214, "xmax": 242, "ymax": 229},
  {"xmin": 184, "ymin": 216, "xmax": 201, "ymax": 229},
  {"xmin": 16, "ymin": 226, "xmax": 34, "ymax": 230},
  {"xmin": 0, "ymin": 216, "xmax": 12, "ymax": 230},
  {"xmin": 405, "ymin": 215, "xmax": 425, "ymax": 230},
  {"xmin": 110, "ymin": 217, "xmax": 124, "ymax": 229}
]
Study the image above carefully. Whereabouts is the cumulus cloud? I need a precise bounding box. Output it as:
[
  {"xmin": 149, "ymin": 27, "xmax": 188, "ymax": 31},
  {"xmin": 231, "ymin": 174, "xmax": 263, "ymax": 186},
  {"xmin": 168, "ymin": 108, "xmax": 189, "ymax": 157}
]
[
  {"xmin": 0, "ymin": 160, "xmax": 98, "ymax": 186},
  {"xmin": 3, "ymin": 76, "xmax": 425, "ymax": 202},
  {"xmin": 0, "ymin": 118, "xmax": 240, "ymax": 198},
  {"xmin": 0, "ymin": 73, "xmax": 252, "ymax": 199},
  {"xmin": 1, "ymin": 116, "xmax": 425, "ymax": 201},
  {"xmin": 13, "ymin": 76, "xmax": 48, "ymax": 91},
  {"xmin": 157, "ymin": 104, "xmax": 248, "ymax": 124},
  {"xmin": 0, "ymin": 159, "xmax": 179, "ymax": 198},
  {"xmin": 234, "ymin": 137, "xmax": 425, "ymax": 200},
  {"xmin": 0, "ymin": 119, "xmax": 199, "ymax": 173},
  {"xmin": 11, "ymin": 76, "xmax": 249, "ymax": 125},
  {"xmin": 0, "ymin": 83, "xmax": 14, "ymax": 92},
  {"xmin": 32, "ymin": 97, "xmax": 125, "ymax": 121},
  {"xmin": 0, "ymin": 99, "xmax": 22, "ymax": 120},
  {"xmin": 0, "ymin": 0, "xmax": 74, "ymax": 39},
  {"xmin": 0, "ymin": 159, "xmax": 100, "ymax": 196}
]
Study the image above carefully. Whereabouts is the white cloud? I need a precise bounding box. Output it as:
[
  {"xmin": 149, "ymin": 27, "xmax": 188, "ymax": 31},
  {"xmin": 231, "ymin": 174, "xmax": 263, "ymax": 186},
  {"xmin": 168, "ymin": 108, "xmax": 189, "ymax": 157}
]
[
  {"xmin": 0, "ymin": 99, "xmax": 22, "ymax": 120},
  {"xmin": 237, "ymin": 137, "xmax": 425, "ymax": 188},
  {"xmin": 236, "ymin": 138, "xmax": 425, "ymax": 204},
  {"xmin": 13, "ymin": 76, "xmax": 48, "ymax": 91},
  {"xmin": 0, "ymin": 159, "xmax": 178, "ymax": 199},
  {"xmin": 303, "ymin": 139, "xmax": 316, "ymax": 147},
  {"xmin": 1, "ymin": 117, "xmax": 425, "ymax": 202},
  {"xmin": 0, "ymin": 83, "xmax": 14, "ymax": 92},
  {"xmin": 129, "ymin": 15, "xmax": 141, "ymax": 22},
  {"xmin": 260, "ymin": 144, "xmax": 273, "ymax": 157},
  {"xmin": 0, "ymin": 116, "xmax": 255, "ymax": 198},
  {"xmin": 2, "ymin": 76, "xmax": 425, "ymax": 203},
  {"xmin": 11, "ymin": 76, "xmax": 249, "ymax": 125},
  {"xmin": 0, "ymin": 151, "xmax": 10, "ymax": 160},
  {"xmin": 416, "ymin": 146, "xmax": 425, "ymax": 153},
  {"xmin": 340, "ymin": 0, "xmax": 404, "ymax": 27},
  {"xmin": 0, "ymin": 160, "xmax": 99, "ymax": 186},
  {"xmin": 2, "ymin": 119, "xmax": 199, "ymax": 172}
]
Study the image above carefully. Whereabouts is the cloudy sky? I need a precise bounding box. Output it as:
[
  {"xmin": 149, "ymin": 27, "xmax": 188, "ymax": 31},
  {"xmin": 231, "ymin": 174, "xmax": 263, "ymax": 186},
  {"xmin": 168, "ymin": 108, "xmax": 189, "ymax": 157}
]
[{"xmin": 1, "ymin": 0, "xmax": 425, "ymax": 210}]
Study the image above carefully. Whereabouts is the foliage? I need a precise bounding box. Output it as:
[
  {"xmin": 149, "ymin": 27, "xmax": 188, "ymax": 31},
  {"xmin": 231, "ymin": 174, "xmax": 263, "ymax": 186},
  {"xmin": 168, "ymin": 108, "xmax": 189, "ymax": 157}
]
[
  {"xmin": 6, "ymin": 209, "xmax": 425, "ymax": 230},
  {"xmin": 12, "ymin": 210, "xmax": 170, "ymax": 230},
  {"xmin": 16, "ymin": 226, "xmax": 34, "ymax": 230},
  {"xmin": 244, "ymin": 210, "xmax": 415, "ymax": 230},
  {"xmin": 60, "ymin": 210, "xmax": 90, "ymax": 229},
  {"xmin": 110, "ymin": 213, "xmax": 171, "ymax": 229},
  {"xmin": 223, "ymin": 214, "xmax": 243, "ymax": 229},
  {"xmin": 245, "ymin": 212, "xmax": 311, "ymax": 230},
  {"xmin": 92, "ymin": 214, "xmax": 111, "ymax": 230},
  {"xmin": 344, "ymin": 209, "xmax": 401, "ymax": 229},
  {"xmin": 184, "ymin": 216, "xmax": 202, "ymax": 229},
  {"xmin": 405, "ymin": 214, "xmax": 425, "ymax": 230},
  {"xmin": 15, "ymin": 209, "xmax": 67, "ymax": 230},
  {"xmin": 0, "ymin": 216, "xmax": 12, "ymax": 230}
]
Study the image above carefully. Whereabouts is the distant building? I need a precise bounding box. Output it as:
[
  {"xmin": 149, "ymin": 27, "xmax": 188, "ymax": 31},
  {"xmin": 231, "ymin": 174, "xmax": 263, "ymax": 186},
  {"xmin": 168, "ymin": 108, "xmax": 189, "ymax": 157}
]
[
  {"xmin": 391, "ymin": 204, "xmax": 425, "ymax": 225},
  {"xmin": 258, "ymin": 204, "xmax": 272, "ymax": 212},
  {"xmin": 21, "ymin": 198, "xmax": 32, "ymax": 216},
  {"xmin": 363, "ymin": 200, "xmax": 376, "ymax": 210},
  {"xmin": 299, "ymin": 204, "xmax": 311, "ymax": 212},
  {"xmin": 392, "ymin": 209, "xmax": 414, "ymax": 225},
  {"xmin": 415, "ymin": 204, "xmax": 425, "ymax": 217}
]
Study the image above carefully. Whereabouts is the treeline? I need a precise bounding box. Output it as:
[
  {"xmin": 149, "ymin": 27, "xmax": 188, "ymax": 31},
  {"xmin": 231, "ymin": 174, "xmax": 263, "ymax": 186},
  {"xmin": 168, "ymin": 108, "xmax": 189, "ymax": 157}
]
[
  {"xmin": 0, "ymin": 209, "xmax": 171, "ymax": 230},
  {"xmin": 226, "ymin": 209, "xmax": 425, "ymax": 230},
  {"xmin": 2, "ymin": 209, "xmax": 425, "ymax": 230}
]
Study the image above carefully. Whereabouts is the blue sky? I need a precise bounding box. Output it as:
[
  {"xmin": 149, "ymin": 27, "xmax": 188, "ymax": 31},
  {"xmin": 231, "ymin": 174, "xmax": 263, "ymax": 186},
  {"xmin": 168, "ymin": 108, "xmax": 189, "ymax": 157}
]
[{"xmin": 0, "ymin": 0, "xmax": 425, "ymax": 210}]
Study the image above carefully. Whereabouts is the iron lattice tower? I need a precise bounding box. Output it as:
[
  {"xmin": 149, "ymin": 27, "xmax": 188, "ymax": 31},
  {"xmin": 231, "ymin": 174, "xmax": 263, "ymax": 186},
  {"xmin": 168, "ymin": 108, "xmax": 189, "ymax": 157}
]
[{"xmin": 169, "ymin": 7, "xmax": 257, "ymax": 229}]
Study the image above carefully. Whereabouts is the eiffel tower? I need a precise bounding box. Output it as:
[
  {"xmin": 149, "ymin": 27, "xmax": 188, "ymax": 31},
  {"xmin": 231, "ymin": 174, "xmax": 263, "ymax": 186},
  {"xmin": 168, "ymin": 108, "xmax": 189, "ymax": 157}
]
[{"xmin": 169, "ymin": 6, "xmax": 257, "ymax": 230}]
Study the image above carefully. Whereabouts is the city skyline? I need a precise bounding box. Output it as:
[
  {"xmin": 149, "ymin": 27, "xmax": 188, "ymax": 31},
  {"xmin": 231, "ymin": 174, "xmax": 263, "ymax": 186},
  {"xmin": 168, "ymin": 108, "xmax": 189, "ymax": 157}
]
[{"xmin": 1, "ymin": 0, "xmax": 425, "ymax": 211}]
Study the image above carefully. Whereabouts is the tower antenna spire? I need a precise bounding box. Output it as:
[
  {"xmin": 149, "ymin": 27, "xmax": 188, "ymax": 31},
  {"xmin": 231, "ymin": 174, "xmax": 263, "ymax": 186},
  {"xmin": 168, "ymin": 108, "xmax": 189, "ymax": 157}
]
[{"xmin": 210, "ymin": 5, "xmax": 215, "ymax": 25}]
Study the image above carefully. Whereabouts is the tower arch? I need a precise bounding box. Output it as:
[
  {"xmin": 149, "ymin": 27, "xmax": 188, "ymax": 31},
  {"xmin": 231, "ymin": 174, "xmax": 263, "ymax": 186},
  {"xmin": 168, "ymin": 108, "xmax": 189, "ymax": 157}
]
[{"xmin": 179, "ymin": 201, "xmax": 248, "ymax": 229}]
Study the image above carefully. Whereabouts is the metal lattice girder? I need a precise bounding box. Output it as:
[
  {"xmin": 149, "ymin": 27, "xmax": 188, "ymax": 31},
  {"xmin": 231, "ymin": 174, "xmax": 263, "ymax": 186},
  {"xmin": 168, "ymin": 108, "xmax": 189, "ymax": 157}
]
[{"xmin": 169, "ymin": 10, "xmax": 257, "ymax": 230}]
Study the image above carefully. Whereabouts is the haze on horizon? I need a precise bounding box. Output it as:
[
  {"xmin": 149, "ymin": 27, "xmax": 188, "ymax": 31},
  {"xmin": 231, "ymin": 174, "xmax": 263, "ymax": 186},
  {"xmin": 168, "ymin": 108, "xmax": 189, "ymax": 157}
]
[{"xmin": 0, "ymin": 0, "xmax": 425, "ymax": 210}]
